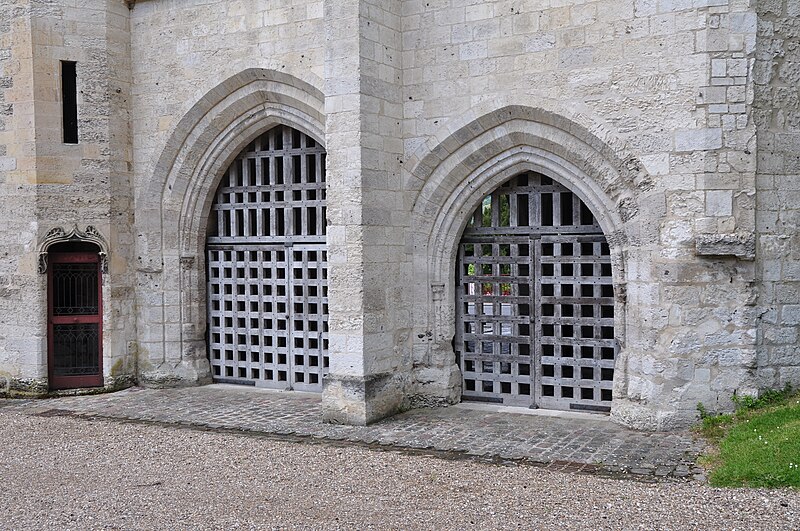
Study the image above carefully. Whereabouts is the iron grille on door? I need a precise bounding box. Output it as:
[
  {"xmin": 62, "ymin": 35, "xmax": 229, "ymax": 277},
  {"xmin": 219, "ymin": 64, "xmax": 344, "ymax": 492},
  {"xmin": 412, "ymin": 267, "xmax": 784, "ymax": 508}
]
[
  {"xmin": 455, "ymin": 172, "xmax": 616, "ymax": 412},
  {"xmin": 48, "ymin": 252, "xmax": 103, "ymax": 389},
  {"xmin": 207, "ymin": 125, "xmax": 328, "ymax": 391}
]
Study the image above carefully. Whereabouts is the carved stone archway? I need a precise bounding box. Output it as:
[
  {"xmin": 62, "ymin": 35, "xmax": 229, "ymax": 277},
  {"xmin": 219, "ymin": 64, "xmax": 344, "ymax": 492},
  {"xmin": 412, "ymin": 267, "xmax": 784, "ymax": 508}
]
[
  {"xmin": 405, "ymin": 105, "xmax": 650, "ymax": 418},
  {"xmin": 134, "ymin": 68, "xmax": 326, "ymax": 386},
  {"xmin": 37, "ymin": 225, "xmax": 109, "ymax": 275}
]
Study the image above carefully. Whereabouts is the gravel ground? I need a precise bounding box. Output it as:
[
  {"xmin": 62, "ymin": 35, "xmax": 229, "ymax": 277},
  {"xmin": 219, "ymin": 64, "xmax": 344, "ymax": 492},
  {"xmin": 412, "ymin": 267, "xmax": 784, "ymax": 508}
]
[{"xmin": 0, "ymin": 410, "xmax": 797, "ymax": 530}]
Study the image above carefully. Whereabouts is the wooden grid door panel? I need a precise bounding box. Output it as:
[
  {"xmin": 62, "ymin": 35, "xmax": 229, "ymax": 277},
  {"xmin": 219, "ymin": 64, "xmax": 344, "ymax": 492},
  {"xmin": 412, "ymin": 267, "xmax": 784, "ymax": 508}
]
[
  {"xmin": 208, "ymin": 125, "xmax": 326, "ymax": 245},
  {"xmin": 455, "ymin": 172, "xmax": 615, "ymax": 412},
  {"xmin": 535, "ymin": 235, "xmax": 616, "ymax": 412},
  {"xmin": 288, "ymin": 246, "xmax": 329, "ymax": 391},
  {"xmin": 461, "ymin": 172, "xmax": 602, "ymax": 237},
  {"xmin": 208, "ymin": 246, "xmax": 291, "ymax": 388},
  {"xmin": 456, "ymin": 238, "xmax": 535, "ymax": 406},
  {"xmin": 207, "ymin": 125, "xmax": 328, "ymax": 392}
]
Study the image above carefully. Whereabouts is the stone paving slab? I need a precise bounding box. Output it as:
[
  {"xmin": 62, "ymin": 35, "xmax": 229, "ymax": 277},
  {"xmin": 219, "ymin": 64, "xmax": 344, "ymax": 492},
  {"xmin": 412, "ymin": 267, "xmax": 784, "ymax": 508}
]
[{"xmin": 1, "ymin": 385, "xmax": 707, "ymax": 480}]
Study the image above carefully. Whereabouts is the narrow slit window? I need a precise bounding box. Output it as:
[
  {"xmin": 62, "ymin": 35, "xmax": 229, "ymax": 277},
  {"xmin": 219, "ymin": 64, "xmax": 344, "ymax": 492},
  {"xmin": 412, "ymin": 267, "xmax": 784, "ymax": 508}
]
[{"xmin": 61, "ymin": 61, "xmax": 78, "ymax": 144}]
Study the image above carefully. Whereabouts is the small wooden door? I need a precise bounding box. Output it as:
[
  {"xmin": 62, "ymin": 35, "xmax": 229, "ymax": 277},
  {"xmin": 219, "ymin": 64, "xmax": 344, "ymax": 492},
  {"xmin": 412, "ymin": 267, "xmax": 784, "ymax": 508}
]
[{"xmin": 47, "ymin": 252, "xmax": 103, "ymax": 389}]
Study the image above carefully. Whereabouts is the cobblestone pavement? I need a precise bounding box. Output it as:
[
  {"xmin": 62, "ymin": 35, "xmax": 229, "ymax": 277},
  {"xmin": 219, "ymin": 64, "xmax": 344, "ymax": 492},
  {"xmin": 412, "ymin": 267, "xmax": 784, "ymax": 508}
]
[{"xmin": 1, "ymin": 385, "xmax": 706, "ymax": 480}]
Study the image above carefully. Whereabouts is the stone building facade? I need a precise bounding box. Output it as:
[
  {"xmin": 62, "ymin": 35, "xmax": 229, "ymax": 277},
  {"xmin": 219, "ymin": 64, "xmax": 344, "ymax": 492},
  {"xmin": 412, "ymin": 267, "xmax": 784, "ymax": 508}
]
[{"xmin": 0, "ymin": 0, "xmax": 797, "ymax": 430}]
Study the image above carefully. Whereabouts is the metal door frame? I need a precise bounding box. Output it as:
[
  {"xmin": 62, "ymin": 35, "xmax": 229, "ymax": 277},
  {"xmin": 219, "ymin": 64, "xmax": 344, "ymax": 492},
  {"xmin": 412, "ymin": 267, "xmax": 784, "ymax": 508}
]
[{"xmin": 47, "ymin": 251, "xmax": 103, "ymax": 389}]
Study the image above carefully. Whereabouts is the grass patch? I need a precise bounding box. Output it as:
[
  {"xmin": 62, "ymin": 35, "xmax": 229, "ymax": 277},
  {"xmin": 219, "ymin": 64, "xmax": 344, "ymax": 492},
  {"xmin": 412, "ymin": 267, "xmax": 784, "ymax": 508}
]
[{"xmin": 697, "ymin": 386, "xmax": 800, "ymax": 488}]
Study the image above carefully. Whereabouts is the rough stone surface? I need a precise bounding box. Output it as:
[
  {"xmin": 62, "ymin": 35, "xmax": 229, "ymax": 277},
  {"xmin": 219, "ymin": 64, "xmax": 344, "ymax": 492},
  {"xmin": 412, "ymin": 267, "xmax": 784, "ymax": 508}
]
[
  {"xmin": 695, "ymin": 232, "xmax": 756, "ymax": 259},
  {"xmin": 0, "ymin": 0, "xmax": 136, "ymax": 393},
  {"xmin": 753, "ymin": 0, "xmax": 800, "ymax": 394}
]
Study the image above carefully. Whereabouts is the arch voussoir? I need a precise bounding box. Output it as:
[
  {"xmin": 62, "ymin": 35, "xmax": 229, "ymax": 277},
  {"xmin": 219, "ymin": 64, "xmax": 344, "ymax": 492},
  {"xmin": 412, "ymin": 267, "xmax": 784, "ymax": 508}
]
[
  {"xmin": 134, "ymin": 68, "xmax": 325, "ymax": 386},
  {"xmin": 406, "ymin": 105, "xmax": 646, "ymax": 413}
]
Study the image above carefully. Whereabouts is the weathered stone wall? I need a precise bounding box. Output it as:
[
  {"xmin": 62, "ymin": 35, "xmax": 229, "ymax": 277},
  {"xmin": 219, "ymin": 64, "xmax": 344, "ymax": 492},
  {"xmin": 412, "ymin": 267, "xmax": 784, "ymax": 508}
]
[
  {"xmin": 321, "ymin": 0, "xmax": 413, "ymax": 424},
  {"xmin": 54, "ymin": 0, "xmax": 774, "ymax": 426},
  {"xmin": 0, "ymin": 0, "xmax": 39, "ymax": 393},
  {"xmin": 2, "ymin": 0, "xmax": 793, "ymax": 429},
  {"xmin": 128, "ymin": 0, "xmax": 326, "ymax": 385},
  {"xmin": 754, "ymin": 0, "xmax": 800, "ymax": 391},
  {"xmin": 0, "ymin": 0, "xmax": 136, "ymax": 394},
  {"xmin": 301, "ymin": 0, "xmax": 768, "ymax": 428},
  {"xmin": 400, "ymin": 0, "xmax": 760, "ymax": 429},
  {"xmin": 129, "ymin": 0, "xmax": 325, "ymax": 197}
]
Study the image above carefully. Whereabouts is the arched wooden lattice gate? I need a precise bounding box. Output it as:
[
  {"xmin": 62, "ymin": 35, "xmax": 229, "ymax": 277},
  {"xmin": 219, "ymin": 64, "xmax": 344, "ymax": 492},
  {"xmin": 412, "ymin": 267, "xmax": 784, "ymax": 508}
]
[
  {"xmin": 455, "ymin": 172, "xmax": 616, "ymax": 412},
  {"xmin": 206, "ymin": 125, "xmax": 329, "ymax": 391}
]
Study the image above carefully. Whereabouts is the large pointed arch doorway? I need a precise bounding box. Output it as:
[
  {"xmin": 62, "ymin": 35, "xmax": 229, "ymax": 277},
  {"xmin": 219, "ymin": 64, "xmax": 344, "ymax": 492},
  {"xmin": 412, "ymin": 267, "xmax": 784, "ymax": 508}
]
[
  {"xmin": 455, "ymin": 172, "xmax": 616, "ymax": 412},
  {"xmin": 206, "ymin": 125, "xmax": 329, "ymax": 391}
]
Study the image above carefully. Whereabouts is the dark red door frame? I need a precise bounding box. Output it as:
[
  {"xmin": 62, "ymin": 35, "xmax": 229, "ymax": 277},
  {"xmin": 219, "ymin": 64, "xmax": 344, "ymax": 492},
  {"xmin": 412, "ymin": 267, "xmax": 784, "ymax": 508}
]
[{"xmin": 47, "ymin": 251, "xmax": 104, "ymax": 389}]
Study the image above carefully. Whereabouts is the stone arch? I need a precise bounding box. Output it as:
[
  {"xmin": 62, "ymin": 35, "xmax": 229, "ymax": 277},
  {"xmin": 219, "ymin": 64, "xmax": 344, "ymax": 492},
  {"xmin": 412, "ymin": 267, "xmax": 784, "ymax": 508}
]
[
  {"xmin": 134, "ymin": 68, "xmax": 325, "ymax": 385},
  {"xmin": 407, "ymin": 105, "xmax": 650, "ymax": 408},
  {"xmin": 37, "ymin": 225, "xmax": 109, "ymax": 275},
  {"xmin": 137, "ymin": 68, "xmax": 325, "ymax": 272}
]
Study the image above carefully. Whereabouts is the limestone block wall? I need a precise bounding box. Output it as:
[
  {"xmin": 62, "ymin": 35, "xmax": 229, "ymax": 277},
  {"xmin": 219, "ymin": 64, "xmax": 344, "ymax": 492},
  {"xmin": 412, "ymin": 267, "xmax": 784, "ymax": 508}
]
[
  {"xmin": 400, "ymin": 0, "xmax": 761, "ymax": 429},
  {"xmin": 322, "ymin": 0, "xmax": 413, "ymax": 424},
  {"xmin": 125, "ymin": 0, "xmax": 774, "ymax": 428},
  {"xmin": 0, "ymin": 0, "xmax": 40, "ymax": 392},
  {"xmin": 0, "ymin": 0, "xmax": 136, "ymax": 394},
  {"xmin": 129, "ymin": 0, "xmax": 326, "ymax": 384},
  {"xmin": 754, "ymin": 0, "xmax": 800, "ymax": 391},
  {"xmin": 4, "ymin": 0, "xmax": 792, "ymax": 430}
]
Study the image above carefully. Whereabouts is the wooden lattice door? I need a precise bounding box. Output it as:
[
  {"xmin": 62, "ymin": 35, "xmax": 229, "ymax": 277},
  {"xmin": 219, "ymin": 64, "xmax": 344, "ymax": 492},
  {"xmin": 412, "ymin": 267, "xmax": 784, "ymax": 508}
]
[
  {"xmin": 206, "ymin": 125, "xmax": 329, "ymax": 391},
  {"xmin": 455, "ymin": 172, "xmax": 616, "ymax": 412},
  {"xmin": 47, "ymin": 252, "xmax": 103, "ymax": 389}
]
